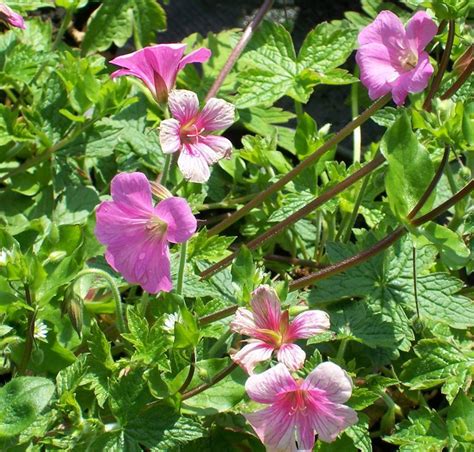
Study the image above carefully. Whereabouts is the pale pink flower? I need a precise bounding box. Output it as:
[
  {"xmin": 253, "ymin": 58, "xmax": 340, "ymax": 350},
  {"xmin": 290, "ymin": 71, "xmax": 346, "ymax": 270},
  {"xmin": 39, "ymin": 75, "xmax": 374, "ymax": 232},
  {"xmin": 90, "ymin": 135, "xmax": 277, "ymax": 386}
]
[
  {"xmin": 245, "ymin": 363, "xmax": 358, "ymax": 450},
  {"xmin": 159, "ymin": 89, "xmax": 235, "ymax": 183},
  {"xmin": 0, "ymin": 3, "xmax": 25, "ymax": 29},
  {"xmin": 109, "ymin": 43, "xmax": 211, "ymax": 102},
  {"xmin": 230, "ymin": 285, "xmax": 330, "ymax": 374},
  {"xmin": 95, "ymin": 172, "xmax": 197, "ymax": 293},
  {"xmin": 356, "ymin": 10, "xmax": 437, "ymax": 105}
]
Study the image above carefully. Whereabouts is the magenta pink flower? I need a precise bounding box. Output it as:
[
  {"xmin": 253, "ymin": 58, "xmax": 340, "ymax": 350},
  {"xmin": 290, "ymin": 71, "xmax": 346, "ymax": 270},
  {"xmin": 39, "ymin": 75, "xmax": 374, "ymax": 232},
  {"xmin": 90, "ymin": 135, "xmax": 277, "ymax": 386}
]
[
  {"xmin": 109, "ymin": 43, "xmax": 211, "ymax": 102},
  {"xmin": 0, "ymin": 3, "xmax": 25, "ymax": 29},
  {"xmin": 95, "ymin": 172, "xmax": 197, "ymax": 293},
  {"xmin": 230, "ymin": 285, "xmax": 330, "ymax": 374},
  {"xmin": 245, "ymin": 363, "xmax": 358, "ymax": 449},
  {"xmin": 356, "ymin": 11, "xmax": 437, "ymax": 105},
  {"xmin": 159, "ymin": 89, "xmax": 235, "ymax": 183}
]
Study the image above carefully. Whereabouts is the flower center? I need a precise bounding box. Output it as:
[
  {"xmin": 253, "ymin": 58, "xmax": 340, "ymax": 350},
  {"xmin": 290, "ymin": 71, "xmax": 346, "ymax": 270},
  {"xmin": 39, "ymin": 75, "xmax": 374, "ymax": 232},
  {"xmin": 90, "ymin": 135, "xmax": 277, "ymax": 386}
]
[
  {"xmin": 180, "ymin": 123, "xmax": 204, "ymax": 145},
  {"xmin": 288, "ymin": 388, "xmax": 308, "ymax": 416},
  {"xmin": 146, "ymin": 215, "xmax": 168, "ymax": 238},
  {"xmin": 399, "ymin": 49, "xmax": 418, "ymax": 71}
]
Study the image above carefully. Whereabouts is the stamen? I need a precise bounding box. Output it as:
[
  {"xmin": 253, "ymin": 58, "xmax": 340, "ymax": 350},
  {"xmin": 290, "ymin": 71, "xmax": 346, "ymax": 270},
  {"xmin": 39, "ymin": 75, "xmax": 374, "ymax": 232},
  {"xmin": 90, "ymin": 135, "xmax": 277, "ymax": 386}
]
[{"xmin": 146, "ymin": 215, "xmax": 168, "ymax": 238}]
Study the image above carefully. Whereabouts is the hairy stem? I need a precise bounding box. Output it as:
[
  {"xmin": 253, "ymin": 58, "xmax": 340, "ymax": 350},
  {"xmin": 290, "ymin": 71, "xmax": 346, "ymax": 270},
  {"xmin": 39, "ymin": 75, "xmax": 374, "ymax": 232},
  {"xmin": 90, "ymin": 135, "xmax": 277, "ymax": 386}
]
[
  {"xmin": 178, "ymin": 349, "xmax": 196, "ymax": 394},
  {"xmin": 202, "ymin": 154, "xmax": 386, "ymax": 278},
  {"xmin": 205, "ymin": 0, "xmax": 274, "ymax": 101},
  {"xmin": 199, "ymin": 305, "xmax": 238, "ymax": 326},
  {"xmin": 208, "ymin": 94, "xmax": 391, "ymax": 237},
  {"xmin": 181, "ymin": 362, "xmax": 238, "ymax": 401},
  {"xmin": 351, "ymin": 68, "xmax": 361, "ymax": 163},
  {"xmin": 423, "ymin": 20, "xmax": 455, "ymax": 111},
  {"xmin": 440, "ymin": 59, "xmax": 474, "ymax": 100},
  {"xmin": 289, "ymin": 180, "xmax": 473, "ymax": 291}
]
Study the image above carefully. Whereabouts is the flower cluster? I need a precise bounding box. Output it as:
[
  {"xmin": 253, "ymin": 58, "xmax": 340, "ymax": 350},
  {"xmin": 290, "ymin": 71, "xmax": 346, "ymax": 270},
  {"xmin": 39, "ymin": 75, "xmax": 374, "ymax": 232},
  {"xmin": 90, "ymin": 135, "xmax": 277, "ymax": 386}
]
[{"xmin": 231, "ymin": 286, "xmax": 357, "ymax": 450}]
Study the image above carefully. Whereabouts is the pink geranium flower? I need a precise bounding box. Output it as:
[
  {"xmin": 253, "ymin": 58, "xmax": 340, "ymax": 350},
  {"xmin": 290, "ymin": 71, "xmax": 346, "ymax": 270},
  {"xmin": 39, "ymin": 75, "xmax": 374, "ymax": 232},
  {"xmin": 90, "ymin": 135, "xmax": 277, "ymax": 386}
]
[
  {"xmin": 159, "ymin": 89, "xmax": 235, "ymax": 183},
  {"xmin": 230, "ymin": 285, "xmax": 330, "ymax": 374},
  {"xmin": 356, "ymin": 11, "xmax": 437, "ymax": 105},
  {"xmin": 109, "ymin": 43, "xmax": 211, "ymax": 102},
  {"xmin": 0, "ymin": 3, "xmax": 25, "ymax": 29},
  {"xmin": 245, "ymin": 363, "xmax": 358, "ymax": 449},
  {"xmin": 95, "ymin": 172, "xmax": 197, "ymax": 293}
]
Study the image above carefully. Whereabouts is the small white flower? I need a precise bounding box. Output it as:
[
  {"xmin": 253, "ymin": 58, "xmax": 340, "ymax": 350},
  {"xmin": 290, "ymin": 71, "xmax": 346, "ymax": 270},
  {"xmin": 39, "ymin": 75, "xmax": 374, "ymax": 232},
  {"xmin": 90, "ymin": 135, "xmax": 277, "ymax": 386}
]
[
  {"xmin": 162, "ymin": 312, "xmax": 181, "ymax": 333},
  {"xmin": 33, "ymin": 320, "xmax": 48, "ymax": 342}
]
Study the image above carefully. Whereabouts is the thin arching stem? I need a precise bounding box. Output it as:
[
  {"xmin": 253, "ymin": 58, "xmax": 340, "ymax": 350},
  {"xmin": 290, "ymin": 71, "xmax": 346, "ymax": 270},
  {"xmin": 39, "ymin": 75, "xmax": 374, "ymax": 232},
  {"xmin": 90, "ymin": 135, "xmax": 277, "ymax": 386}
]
[
  {"xmin": 205, "ymin": 0, "xmax": 274, "ymax": 101},
  {"xmin": 207, "ymin": 94, "xmax": 391, "ymax": 237}
]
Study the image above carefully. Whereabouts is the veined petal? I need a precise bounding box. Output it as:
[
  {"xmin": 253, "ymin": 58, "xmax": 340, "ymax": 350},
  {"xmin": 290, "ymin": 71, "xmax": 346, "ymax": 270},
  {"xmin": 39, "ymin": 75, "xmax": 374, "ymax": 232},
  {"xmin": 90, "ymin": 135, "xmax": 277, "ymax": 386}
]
[
  {"xmin": 154, "ymin": 197, "xmax": 197, "ymax": 243},
  {"xmin": 287, "ymin": 310, "xmax": 330, "ymax": 340},
  {"xmin": 251, "ymin": 285, "xmax": 282, "ymax": 331},
  {"xmin": 303, "ymin": 362, "xmax": 353, "ymax": 403},
  {"xmin": 245, "ymin": 363, "xmax": 297, "ymax": 403},
  {"xmin": 358, "ymin": 10, "xmax": 406, "ymax": 51},
  {"xmin": 276, "ymin": 343, "xmax": 306, "ymax": 371},
  {"xmin": 159, "ymin": 119, "xmax": 182, "ymax": 154},
  {"xmin": 231, "ymin": 341, "xmax": 274, "ymax": 375},
  {"xmin": 230, "ymin": 307, "xmax": 258, "ymax": 336},
  {"xmin": 144, "ymin": 43, "xmax": 186, "ymax": 90},
  {"xmin": 187, "ymin": 141, "xmax": 223, "ymax": 165},
  {"xmin": 177, "ymin": 148, "xmax": 211, "ymax": 183},
  {"xmin": 356, "ymin": 42, "xmax": 401, "ymax": 100},
  {"xmin": 0, "ymin": 5, "xmax": 25, "ymax": 29},
  {"xmin": 199, "ymin": 135, "xmax": 233, "ymax": 159},
  {"xmin": 168, "ymin": 89, "xmax": 200, "ymax": 125},
  {"xmin": 405, "ymin": 11, "xmax": 437, "ymax": 53},
  {"xmin": 110, "ymin": 172, "xmax": 154, "ymax": 214},
  {"xmin": 310, "ymin": 402, "xmax": 358, "ymax": 443},
  {"xmin": 296, "ymin": 412, "xmax": 316, "ymax": 451},
  {"xmin": 196, "ymin": 97, "xmax": 235, "ymax": 131},
  {"xmin": 110, "ymin": 48, "xmax": 156, "ymax": 95},
  {"xmin": 177, "ymin": 47, "xmax": 212, "ymax": 71},
  {"xmin": 245, "ymin": 402, "xmax": 297, "ymax": 451}
]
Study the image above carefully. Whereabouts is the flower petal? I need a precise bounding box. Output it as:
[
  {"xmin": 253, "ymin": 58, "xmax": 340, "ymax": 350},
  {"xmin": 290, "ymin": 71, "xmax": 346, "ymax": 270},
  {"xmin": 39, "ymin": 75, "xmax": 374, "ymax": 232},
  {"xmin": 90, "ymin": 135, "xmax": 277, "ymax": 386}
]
[
  {"xmin": 159, "ymin": 119, "xmax": 182, "ymax": 154},
  {"xmin": 356, "ymin": 42, "xmax": 401, "ymax": 100},
  {"xmin": 276, "ymin": 343, "xmax": 306, "ymax": 371},
  {"xmin": 245, "ymin": 363, "xmax": 297, "ymax": 402},
  {"xmin": 177, "ymin": 148, "xmax": 211, "ymax": 183},
  {"xmin": 199, "ymin": 135, "xmax": 233, "ymax": 159},
  {"xmin": 110, "ymin": 172, "xmax": 153, "ymax": 214},
  {"xmin": 231, "ymin": 341, "xmax": 274, "ymax": 375},
  {"xmin": 287, "ymin": 310, "xmax": 330, "ymax": 340},
  {"xmin": 154, "ymin": 196, "xmax": 197, "ymax": 243},
  {"xmin": 296, "ymin": 412, "xmax": 316, "ymax": 451},
  {"xmin": 168, "ymin": 89, "xmax": 200, "ymax": 124},
  {"xmin": 144, "ymin": 43, "xmax": 187, "ymax": 90},
  {"xmin": 230, "ymin": 307, "xmax": 258, "ymax": 336},
  {"xmin": 303, "ymin": 362, "xmax": 353, "ymax": 403},
  {"xmin": 250, "ymin": 285, "xmax": 282, "ymax": 331},
  {"xmin": 358, "ymin": 10, "xmax": 406, "ymax": 50},
  {"xmin": 405, "ymin": 11, "xmax": 437, "ymax": 53},
  {"xmin": 177, "ymin": 47, "xmax": 212, "ymax": 71},
  {"xmin": 310, "ymin": 402, "xmax": 358, "ymax": 443},
  {"xmin": 245, "ymin": 404, "xmax": 297, "ymax": 452},
  {"xmin": 0, "ymin": 5, "xmax": 25, "ymax": 29},
  {"xmin": 195, "ymin": 97, "xmax": 235, "ymax": 131}
]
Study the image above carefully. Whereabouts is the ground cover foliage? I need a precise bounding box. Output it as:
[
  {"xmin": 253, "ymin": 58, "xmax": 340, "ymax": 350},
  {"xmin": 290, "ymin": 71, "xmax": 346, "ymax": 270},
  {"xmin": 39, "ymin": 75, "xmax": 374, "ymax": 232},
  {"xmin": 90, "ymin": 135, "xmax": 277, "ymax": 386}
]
[{"xmin": 0, "ymin": 0, "xmax": 473, "ymax": 450}]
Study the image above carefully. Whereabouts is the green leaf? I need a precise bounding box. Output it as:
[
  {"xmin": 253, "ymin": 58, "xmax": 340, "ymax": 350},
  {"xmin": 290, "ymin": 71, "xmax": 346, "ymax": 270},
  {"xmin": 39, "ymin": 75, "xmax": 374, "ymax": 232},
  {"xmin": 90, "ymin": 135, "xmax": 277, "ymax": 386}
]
[
  {"xmin": 384, "ymin": 407, "xmax": 448, "ymax": 450},
  {"xmin": 0, "ymin": 377, "xmax": 55, "ymax": 438},
  {"xmin": 82, "ymin": 0, "xmax": 133, "ymax": 54},
  {"xmin": 418, "ymin": 222, "xmax": 470, "ymax": 268},
  {"xmin": 401, "ymin": 339, "xmax": 473, "ymax": 403},
  {"xmin": 187, "ymin": 229, "xmax": 235, "ymax": 263},
  {"xmin": 447, "ymin": 392, "xmax": 474, "ymax": 448},
  {"xmin": 381, "ymin": 111, "xmax": 434, "ymax": 220},
  {"xmin": 173, "ymin": 307, "xmax": 199, "ymax": 350},
  {"xmin": 131, "ymin": 0, "xmax": 166, "ymax": 48},
  {"xmin": 231, "ymin": 245, "xmax": 255, "ymax": 302},
  {"xmin": 56, "ymin": 354, "xmax": 88, "ymax": 395}
]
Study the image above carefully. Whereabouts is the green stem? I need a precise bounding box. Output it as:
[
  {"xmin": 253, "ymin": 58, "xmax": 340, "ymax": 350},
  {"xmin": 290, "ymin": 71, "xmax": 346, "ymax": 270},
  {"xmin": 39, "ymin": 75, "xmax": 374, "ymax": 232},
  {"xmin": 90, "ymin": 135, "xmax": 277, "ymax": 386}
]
[
  {"xmin": 53, "ymin": 7, "xmax": 74, "ymax": 50},
  {"xmin": 341, "ymin": 173, "xmax": 371, "ymax": 242},
  {"xmin": 176, "ymin": 241, "xmax": 187, "ymax": 296},
  {"xmin": 351, "ymin": 68, "xmax": 361, "ymax": 163},
  {"xmin": 294, "ymin": 100, "xmax": 304, "ymax": 120},
  {"xmin": 74, "ymin": 268, "xmax": 126, "ymax": 334},
  {"xmin": 178, "ymin": 349, "xmax": 196, "ymax": 394},
  {"xmin": 198, "ymin": 194, "xmax": 255, "ymax": 211},
  {"xmin": 336, "ymin": 338, "xmax": 348, "ymax": 362},
  {"xmin": 207, "ymin": 329, "xmax": 232, "ymax": 358},
  {"xmin": 207, "ymin": 94, "xmax": 391, "ymax": 237},
  {"xmin": 17, "ymin": 284, "xmax": 35, "ymax": 375},
  {"xmin": 159, "ymin": 154, "xmax": 172, "ymax": 187}
]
